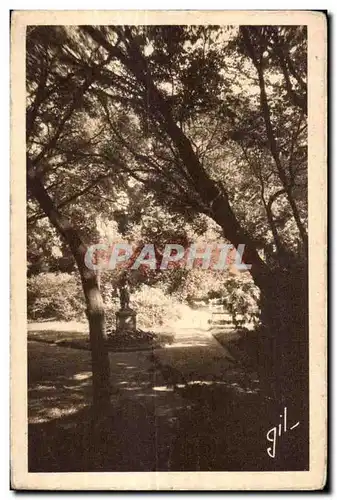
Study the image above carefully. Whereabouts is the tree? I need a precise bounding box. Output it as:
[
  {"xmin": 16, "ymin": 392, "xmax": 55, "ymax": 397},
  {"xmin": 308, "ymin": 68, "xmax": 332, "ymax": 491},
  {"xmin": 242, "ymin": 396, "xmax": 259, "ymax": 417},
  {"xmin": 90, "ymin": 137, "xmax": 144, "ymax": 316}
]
[
  {"xmin": 78, "ymin": 25, "xmax": 308, "ymax": 399},
  {"xmin": 27, "ymin": 24, "xmax": 308, "ymax": 405},
  {"xmin": 26, "ymin": 26, "xmax": 114, "ymax": 411},
  {"xmin": 240, "ymin": 26, "xmax": 307, "ymax": 252}
]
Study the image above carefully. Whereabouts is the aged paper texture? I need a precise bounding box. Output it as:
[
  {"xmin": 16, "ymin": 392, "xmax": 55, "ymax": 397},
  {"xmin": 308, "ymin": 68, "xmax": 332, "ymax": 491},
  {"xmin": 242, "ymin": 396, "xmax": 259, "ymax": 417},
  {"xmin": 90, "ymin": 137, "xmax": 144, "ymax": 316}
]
[{"xmin": 11, "ymin": 10, "xmax": 327, "ymax": 490}]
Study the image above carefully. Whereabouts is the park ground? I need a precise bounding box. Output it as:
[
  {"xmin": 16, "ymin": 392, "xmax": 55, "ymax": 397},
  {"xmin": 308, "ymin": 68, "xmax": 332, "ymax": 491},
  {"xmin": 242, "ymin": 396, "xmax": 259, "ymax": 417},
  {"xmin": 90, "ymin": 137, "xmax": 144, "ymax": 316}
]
[{"xmin": 27, "ymin": 314, "xmax": 308, "ymax": 473}]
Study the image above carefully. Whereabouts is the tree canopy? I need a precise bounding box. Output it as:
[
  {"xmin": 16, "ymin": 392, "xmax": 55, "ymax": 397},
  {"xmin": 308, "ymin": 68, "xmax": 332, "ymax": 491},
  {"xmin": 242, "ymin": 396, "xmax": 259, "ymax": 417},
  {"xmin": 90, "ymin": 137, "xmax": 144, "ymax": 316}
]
[
  {"xmin": 26, "ymin": 24, "xmax": 308, "ymax": 407},
  {"xmin": 27, "ymin": 25, "xmax": 307, "ymax": 279}
]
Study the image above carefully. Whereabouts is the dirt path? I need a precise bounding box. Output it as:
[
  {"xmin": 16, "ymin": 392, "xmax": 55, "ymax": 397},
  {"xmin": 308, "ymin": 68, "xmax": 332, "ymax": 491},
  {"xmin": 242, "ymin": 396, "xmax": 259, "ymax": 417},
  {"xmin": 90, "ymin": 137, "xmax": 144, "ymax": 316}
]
[
  {"xmin": 152, "ymin": 327, "xmax": 237, "ymax": 385},
  {"xmin": 28, "ymin": 340, "xmax": 191, "ymax": 471},
  {"xmin": 27, "ymin": 329, "xmax": 269, "ymax": 472}
]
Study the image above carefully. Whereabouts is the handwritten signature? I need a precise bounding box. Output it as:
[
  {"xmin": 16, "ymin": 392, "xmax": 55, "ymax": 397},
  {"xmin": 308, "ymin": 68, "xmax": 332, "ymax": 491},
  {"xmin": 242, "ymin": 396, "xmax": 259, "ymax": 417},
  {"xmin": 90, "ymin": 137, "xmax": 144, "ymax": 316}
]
[{"xmin": 266, "ymin": 407, "xmax": 300, "ymax": 458}]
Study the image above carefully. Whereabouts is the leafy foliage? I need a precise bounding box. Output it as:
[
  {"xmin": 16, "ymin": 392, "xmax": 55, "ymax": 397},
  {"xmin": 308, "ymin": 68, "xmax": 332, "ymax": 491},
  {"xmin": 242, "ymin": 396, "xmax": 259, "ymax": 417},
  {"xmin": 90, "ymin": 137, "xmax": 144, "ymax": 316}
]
[
  {"xmin": 27, "ymin": 272, "xmax": 85, "ymax": 321},
  {"xmin": 220, "ymin": 275, "xmax": 260, "ymax": 326},
  {"xmin": 26, "ymin": 24, "xmax": 308, "ymax": 332}
]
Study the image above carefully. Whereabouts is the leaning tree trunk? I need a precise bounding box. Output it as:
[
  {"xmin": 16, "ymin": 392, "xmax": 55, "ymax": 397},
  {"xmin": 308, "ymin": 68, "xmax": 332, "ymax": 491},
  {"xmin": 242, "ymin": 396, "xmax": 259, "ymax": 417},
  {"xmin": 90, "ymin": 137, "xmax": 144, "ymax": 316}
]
[
  {"xmin": 27, "ymin": 164, "xmax": 111, "ymax": 411},
  {"xmin": 115, "ymin": 29, "xmax": 309, "ymax": 400},
  {"xmin": 85, "ymin": 25, "xmax": 309, "ymax": 422}
]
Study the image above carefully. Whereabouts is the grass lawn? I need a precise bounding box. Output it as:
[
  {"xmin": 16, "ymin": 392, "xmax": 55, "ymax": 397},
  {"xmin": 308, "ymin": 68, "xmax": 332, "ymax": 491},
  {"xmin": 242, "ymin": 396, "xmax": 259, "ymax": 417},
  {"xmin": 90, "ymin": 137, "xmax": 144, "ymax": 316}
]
[{"xmin": 28, "ymin": 321, "xmax": 174, "ymax": 351}]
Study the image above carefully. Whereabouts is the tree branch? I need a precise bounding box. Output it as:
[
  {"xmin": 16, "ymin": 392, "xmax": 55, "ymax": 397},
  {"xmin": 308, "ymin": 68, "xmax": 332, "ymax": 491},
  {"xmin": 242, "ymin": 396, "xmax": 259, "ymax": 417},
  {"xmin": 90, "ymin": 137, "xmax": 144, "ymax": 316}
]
[
  {"xmin": 241, "ymin": 27, "xmax": 308, "ymax": 253},
  {"xmin": 84, "ymin": 26, "xmax": 271, "ymax": 281}
]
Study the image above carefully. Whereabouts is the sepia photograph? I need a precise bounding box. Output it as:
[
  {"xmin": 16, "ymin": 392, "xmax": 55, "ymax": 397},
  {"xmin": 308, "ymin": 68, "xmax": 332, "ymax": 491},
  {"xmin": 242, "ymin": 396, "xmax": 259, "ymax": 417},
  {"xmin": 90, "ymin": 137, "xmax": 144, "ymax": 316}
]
[{"xmin": 11, "ymin": 10, "xmax": 327, "ymax": 490}]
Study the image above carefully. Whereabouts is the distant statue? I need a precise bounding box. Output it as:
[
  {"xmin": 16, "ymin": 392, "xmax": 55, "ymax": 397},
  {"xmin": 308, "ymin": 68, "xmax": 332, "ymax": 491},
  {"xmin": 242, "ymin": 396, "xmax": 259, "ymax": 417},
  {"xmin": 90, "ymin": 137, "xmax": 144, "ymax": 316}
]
[
  {"xmin": 114, "ymin": 270, "xmax": 137, "ymax": 333},
  {"xmin": 118, "ymin": 271, "xmax": 130, "ymax": 310}
]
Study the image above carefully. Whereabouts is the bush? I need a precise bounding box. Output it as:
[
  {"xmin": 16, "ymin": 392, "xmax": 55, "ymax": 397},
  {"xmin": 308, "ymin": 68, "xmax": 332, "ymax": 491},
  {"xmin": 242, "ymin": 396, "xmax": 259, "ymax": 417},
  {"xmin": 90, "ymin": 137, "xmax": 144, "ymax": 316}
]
[
  {"xmin": 28, "ymin": 272, "xmax": 183, "ymax": 328},
  {"xmin": 103, "ymin": 283, "xmax": 182, "ymax": 330},
  {"xmin": 221, "ymin": 276, "xmax": 260, "ymax": 326},
  {"xmin": 27, "ymin": 272, "xmax": 85, "ymax": 321},
  {"xmin": 131, "ymin": 285, "xmax": 182, "ymax": 329}
]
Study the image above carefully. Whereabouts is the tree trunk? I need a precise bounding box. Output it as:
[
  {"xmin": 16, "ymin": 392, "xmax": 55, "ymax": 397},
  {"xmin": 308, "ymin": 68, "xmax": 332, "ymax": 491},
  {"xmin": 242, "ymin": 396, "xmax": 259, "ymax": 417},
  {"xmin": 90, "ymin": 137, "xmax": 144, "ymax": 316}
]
[
  {"xmin": 85, "ymin": 26, "xmax": 309, "ymax": 409},
  {"xmin": 257, "ymin": 264, "xmax": 308, "ymax": 407},
  {"xmin": 27, "ymin": 163, "xmax": 111, "ymax": 411},
  {"xmin": 118, "ymin": 29, "xmax": 309, "ymax": 374},
  {"xmin": 259, "ymin": 263, "xmax": 309, "ymax": 470}
]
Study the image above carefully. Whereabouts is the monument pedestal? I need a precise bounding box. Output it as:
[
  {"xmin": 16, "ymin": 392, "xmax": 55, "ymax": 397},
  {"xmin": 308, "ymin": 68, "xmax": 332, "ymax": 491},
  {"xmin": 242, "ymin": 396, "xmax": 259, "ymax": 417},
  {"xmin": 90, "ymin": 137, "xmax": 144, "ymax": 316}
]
[{"xmin": 115, "ymin": 308, "xmax": 137, "ymax": 333}]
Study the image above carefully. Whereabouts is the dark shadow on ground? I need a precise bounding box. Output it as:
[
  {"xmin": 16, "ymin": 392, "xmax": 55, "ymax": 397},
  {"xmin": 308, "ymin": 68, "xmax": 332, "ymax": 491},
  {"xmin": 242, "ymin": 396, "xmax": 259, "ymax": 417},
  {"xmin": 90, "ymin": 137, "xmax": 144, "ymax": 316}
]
[
  {"xmin": 167, "ymin": 384, "xmax": 309, "ymax": 471},
  {"xmin": 28, "ymin": 328, "xmax": 174, "ymax": 352},
  {"xmin": 29, "ymin": 400, "xmax": 177, "ymax": 472},
  {"xmin": 28, "ymin": 340, "xmax": 309, "ymax": 472}
]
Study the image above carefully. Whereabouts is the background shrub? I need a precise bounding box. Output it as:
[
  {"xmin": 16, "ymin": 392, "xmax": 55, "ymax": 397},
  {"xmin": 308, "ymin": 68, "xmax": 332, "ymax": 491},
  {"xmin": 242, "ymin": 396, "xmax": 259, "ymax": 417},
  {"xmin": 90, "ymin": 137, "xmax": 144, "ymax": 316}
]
[
  {"xmin": 28, "ymin": 272, "xmax": 182, "ymax": 329},
  {"xmin": 220, "ymin": 276, "xmax": 260, "ymax": 326},
  {"xmin": 103, "ymin": 283, "xmax": 182, "ymax": 330},
  {"xmin": 131, "ymin": 285, "xmax": 182, "ymax": 329},
  {"xmin": 27, "ymin": 272, "xmax": 85, "ymax": 321}
]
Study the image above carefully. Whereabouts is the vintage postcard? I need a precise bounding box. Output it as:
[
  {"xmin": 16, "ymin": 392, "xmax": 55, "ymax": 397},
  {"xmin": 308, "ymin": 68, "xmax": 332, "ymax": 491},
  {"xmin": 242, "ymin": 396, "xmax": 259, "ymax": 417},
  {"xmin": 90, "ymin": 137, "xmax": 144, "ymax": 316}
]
[{"xmin": 11, "ymin": 10, "xmax": 327, "ymax": 490}]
